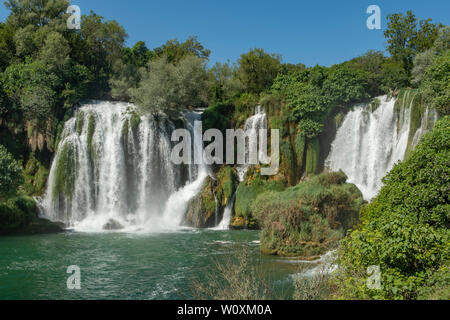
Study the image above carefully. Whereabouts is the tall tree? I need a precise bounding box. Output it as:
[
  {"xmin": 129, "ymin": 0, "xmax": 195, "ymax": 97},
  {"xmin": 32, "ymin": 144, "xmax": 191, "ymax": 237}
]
[
  {"xmin": 384, "ymin": 11, "xmax": 439, "ymax": 76},
  {"xmin": 237, "ymin": 48, "xmax": 282, "ymax": 94},
  {"xmin": 153, "ymin": 36, "xmax": 210, "ymax": 64}
]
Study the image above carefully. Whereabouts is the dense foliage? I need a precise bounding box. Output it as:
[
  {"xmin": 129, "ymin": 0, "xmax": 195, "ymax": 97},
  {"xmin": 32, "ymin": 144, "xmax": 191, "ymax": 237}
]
[
  {"xmin": 0, "ymin": 144, "xmax": 23, "ymax": 200},
  {"xmin": 336, "ymin": 116, "xmax": 450, "ymax": 300},
  {"xmin": 252, "ymin": 171, "xmax": 365, "ymax": 258}
]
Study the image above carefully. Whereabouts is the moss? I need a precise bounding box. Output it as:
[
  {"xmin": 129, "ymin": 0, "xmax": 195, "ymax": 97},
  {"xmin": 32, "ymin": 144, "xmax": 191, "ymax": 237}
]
[
  {"xmin": 76, "ymin": 110, "xmax": 84, "ymax": 136},
  {"xmin": 52, "ymin": 141, "xmax": 76, "ymax": 199},
  {"xmin": 305, "ymin": 137, "xmax": 320, "ymax": 174},
  {"xmin": 53, "ymin": 122, "xmax": 64, "ymax": 152},
  {"xmin": 280, "ymin": 140, "xmax": 296, "ymax": 185},
  {"xmin": 334, "ymin": 112, "xmax": 344, "ymax": 128},
  {"xmin": 251, "ymin": 172, "xmax": 365, "ymax": 258},
  {"xmin": 0, "ymin": 196, "xmax": 64, "ymax": 236},
  {"xmin": 121, "ymin": 119, "xmax": 129, "ymax": 140},
  {"xmin": 22, "ymin": 153, "xmax": 49, "ymax": 196},
  {"xmin": 215, "ymin": 166, "xmax": 238, "ymax": 207},
  {"xmin": 129, "ymin": 111, "xmax": 141, "ymax": 131},
  {"xmin": 370, "ymin": 97, "xmax": 381, "ymax": 112},
  {"xmin": 86, "ymin": 112, "xmax": 96, "ymax": 164},
  {"xmin": 405, "ymin": 92, "xmax": 428, "ymax": 159},
  {"xmin": 234, "ymin": 168, "xmax": 285, "ymax": 228},
  {"xmin": 294, "ymin": 132, "xmax": 306, "ymax": 176},
  {"xmin": 185, "ymin": 177, "xmax": 217, "ymax": 228}
]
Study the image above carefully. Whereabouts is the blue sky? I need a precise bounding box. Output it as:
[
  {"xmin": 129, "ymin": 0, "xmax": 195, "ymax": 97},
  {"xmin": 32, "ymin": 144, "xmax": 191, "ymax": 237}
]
[{"xmin": 1, "ymin": 0, "xmax": 449, "ymax": 67}]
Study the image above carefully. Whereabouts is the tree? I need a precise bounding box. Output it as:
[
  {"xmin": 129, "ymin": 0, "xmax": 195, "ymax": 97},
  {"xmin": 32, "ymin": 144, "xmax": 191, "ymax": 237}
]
[
  {"xmin": 109, "ymin": 41, "xmax": 153, "ymax": 101},
  {"xmin": 0, "ymin": 144, "xmax": 23, "ymax": 200},
  {"xmin": 344, "ymin": 50, "xmax": 386, "ymax": 96},
  {"xmin": 237, "ymin": 48, "xmax": 282, "ymax": 94},
  {"xmin": 384, "ymin": 11, "xmax": 440, "ymax": 76},
  {"xmin": 2, "ymin": 60, "xmax": 59, "ymax": 121},
  {"xmin": 130, "ymin": 55, "xmax": 209, "ymax": 117},
  {"xmin": 420, "ymin": 51, "xmax": 450, "ymax": 115},
  {"xmin": 153, "ymin": 36, "xmax": 210, "ymax": 64},
  {"xmin": 208, "ymin": 61, "xmax": 243, "ymax": 102},
  {"xmin": 121, "ymin": 41, "xmax": 153, "ymax": 68},
  {"xmin": 381, "ymin": 59, "xmax": 410, "ymax": 92},
  {"xmin": 4, "ymin": 0, "xmax": 69, "ymax": 29},
  {"xmin": 78, "ymin": 11, "xmax": 128, "ymax": 96},
  {"xmin": 0, "ymin": 23, "xmax": 15, "ymax": 71},
  {"xmin": 38, "ymin": 31, "xmax": 70, "ymax": 72},
  {"xmin": 412, "ymin": 25, "xmax": 450, "ymax": 86},
  {"xmin": 322, "ymin": 65, "xmax": 369, "ymax": 104}
]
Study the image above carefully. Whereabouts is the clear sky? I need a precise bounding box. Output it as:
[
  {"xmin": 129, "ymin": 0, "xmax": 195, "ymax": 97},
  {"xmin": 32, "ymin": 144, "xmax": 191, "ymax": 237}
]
[{"xmin": 1, "ymin": 0, "xmax": 449, "ymax": 67}]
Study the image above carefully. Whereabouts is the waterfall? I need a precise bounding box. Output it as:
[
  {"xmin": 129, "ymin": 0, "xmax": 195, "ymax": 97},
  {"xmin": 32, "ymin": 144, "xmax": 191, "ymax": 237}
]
[
  {"xmin": 215, "ymin": 106, "xmax": 267, "ymax": 230},
  {"xmin": 236, "ymin": 105, "xmax": 268, "ymax": 181},
  {"xmin": 41, "ymin": 101, "xmax": 205, "ymax": 232},
  {"xmin": 159, "ymin": 110, "xmax": 209, "ymax": 230},
  {"xmin": 214, "ymin": 192, "xmax": 237, "ymax": 230},
  {"xmin": 326, "ymin": 94, "xmax": 438, "ymax": 201}
]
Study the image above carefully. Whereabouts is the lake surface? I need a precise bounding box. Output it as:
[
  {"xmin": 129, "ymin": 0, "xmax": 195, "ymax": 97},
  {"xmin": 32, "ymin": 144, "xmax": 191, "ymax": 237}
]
[{"xmin": 0, "ymin": 229, "xmax": 300, "ymax": 300}]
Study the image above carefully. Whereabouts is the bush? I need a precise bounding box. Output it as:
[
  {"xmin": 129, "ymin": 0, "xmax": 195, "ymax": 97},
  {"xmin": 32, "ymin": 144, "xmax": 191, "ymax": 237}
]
[
  {"xmin": 252, "ymin": 171, "xmax": 364, "ymax": 258},
  {"xmin": 0, "ymin": 144, "xmax": 23, "ymax": 200},
  {"xmin": 130, "ymin": 55, "xmax": 209, "ymax": 118},
  {"xmin": 0, "ymin": 196, "xmax": 36, "ymax": 233},
  {"xmin": 336, "ymin": 116, "xmax": 450, "ymax": 300},
  {"xmin": 420, "ymin": 51, "xmax": 450, "ymax": 116},
  {"xmin": 233, "ymin": 168, "xmax": 285, "ymax": 229}
]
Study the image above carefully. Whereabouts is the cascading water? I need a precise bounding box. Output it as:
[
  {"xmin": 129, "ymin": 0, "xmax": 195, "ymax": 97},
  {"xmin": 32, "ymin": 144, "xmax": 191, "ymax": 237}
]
[
  {"xmin": 326, "ymin": 94, "xmax": 438, "ymax": 201},
  {"xmin": 159, "ymin": 110, "xmax": 209, "ymax": 229},
  {"xmin": 214, "ymin": 193, "xmax": 237, "ymax": 230},
  {"xmin": 216, "ymin": 106, "xmax": 268, "ymax": 230},
  {"xmin": 236, "ymin": 105, "xmax": 268, "ymax": 182},
  {"xmin": 41, "ymin": 101, "xmax": 205, "ymax": 232}
]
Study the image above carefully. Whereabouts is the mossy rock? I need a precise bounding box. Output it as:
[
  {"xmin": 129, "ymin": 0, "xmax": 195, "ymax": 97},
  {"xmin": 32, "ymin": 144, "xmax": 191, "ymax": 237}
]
[
  {"xmin": 52, "ymin": 141, "xmax": 77, "ymax": 200},
  {"xmin": 0, "ymin": 196, "xmax": 65, "ymax": 236},
  {"xmin": 305, "ymin": 137, "xmax": 320, "ymax": 175},
  {"xmin": 76, "ymin": 110, "xmax": 84, "ymax": 136},
  {"xmin": 252, "ymin": 171, "xmax": 365, "ymax": 258},
  {"xmin": 215, "ymin": 166, "xmax": 238, "ymax": 208},
  {"xmin": 233, "ymin": 168, "xmax": 285, "ymax": 229},
  {"xmin": 185, "ymin": 177, "xmax": 218, "ymax": 228},
  {"xmin": 22, "ymin": 153, "xmax": 49, "ymax": 196}
]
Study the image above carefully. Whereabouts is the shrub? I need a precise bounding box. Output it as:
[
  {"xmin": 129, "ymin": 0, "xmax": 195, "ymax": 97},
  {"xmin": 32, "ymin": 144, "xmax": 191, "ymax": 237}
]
[
  {"xmin": 252, "ymin": 171, "xmax": 364, "ymax": 258},
  {"xmin": 0, "ymin": 144, "xmax": 23, "ymax": 200}
]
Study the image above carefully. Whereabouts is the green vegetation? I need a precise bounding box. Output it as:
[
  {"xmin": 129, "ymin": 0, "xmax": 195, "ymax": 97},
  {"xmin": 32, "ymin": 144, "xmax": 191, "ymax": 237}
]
[
  {"xmin": 252, "ymin": 171, "xmax": 364, "ymax": 258},
  {"xmin": 215, "ymin": 166, "xmax": 239, "ymax": 208},
  {"xmin": 22, "ymin": 153, "xmax": 48, "ymax": 196},
  {"xmin": 336, "ymin": 117, "xmax": 450, "ymax": 300},
  {"xmin": 233, "ymin": 168, "xmax": 285, "ymax": 229},
  {"xmin": 129, "ymin": 55, "xmax": 209, "ymax": 117},
  {"xmin": 0, "ymin": 144, "xmax": 23, "ymax": 200},
  {"xmin": 0, "ymin": 195, "xmax": 63, "ymax": 235},
  {"xmin": 185, "ymin": 177, "xmax": 217, "ymax": 228}
]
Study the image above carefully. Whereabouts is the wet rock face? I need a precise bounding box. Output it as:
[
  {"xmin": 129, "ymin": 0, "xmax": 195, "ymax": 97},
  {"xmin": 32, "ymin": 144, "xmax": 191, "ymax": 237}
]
[
  {"xmin": 185, "ymin": 177, "xmax": 218, "ymax": 228},
  {"xmin": 184, "ymin": 166, "xmax": 239, "ymax": 229},
  {"xmin": 103, "ymin": 219, "xmax": 124, "ymax": 231}
]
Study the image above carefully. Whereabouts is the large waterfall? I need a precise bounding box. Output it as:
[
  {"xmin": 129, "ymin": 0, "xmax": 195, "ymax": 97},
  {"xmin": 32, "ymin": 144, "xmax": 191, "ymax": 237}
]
[
  {"xmin": 326, "ymin": 94, "xmax": 438, "ymax": 201},
  {"xmin": 41, "ymin": 101, "xmax": 206, "ymax": 232}
]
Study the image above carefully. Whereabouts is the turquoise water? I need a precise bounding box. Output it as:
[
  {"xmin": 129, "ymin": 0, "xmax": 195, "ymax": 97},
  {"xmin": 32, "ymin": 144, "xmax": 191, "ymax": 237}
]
[{"xmin": 0, "ymin": 229, "xmax": 298, "ymax": 300}]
